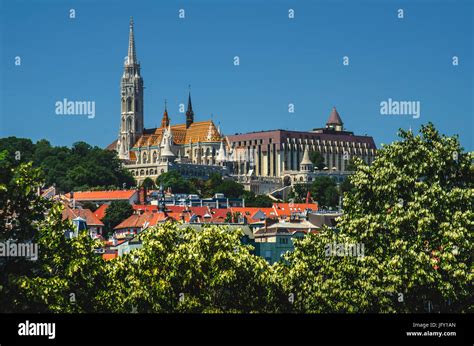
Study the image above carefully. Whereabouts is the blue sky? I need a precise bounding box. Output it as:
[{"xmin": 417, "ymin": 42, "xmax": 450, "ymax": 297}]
[{"xmin": 0, "ymin": 0, "xmax": 472, "ymax": 150}]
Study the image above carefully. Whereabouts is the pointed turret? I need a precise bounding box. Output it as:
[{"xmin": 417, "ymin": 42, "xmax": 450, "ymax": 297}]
[
  {"xmin": 326, "ymin": 106, "xmax": 343, "ymax": 131},
  {"xmin": 161, "ymin": 100, "xmax": 170, "ymax": 128},
  {"xmin": 217, "ymin": 140, "xmax": 227, "ymax": 163},
  {"xmin": 300, "ymin": 146, "xmax": 313, "ymax": 171},
  {"xmin": 127, "ymin": 17, "xmax": 137, "ymax": 65},
  {"xmin": 161, "ymin": 133, "xmax": 175, "ymax": 162},
  {"xmin": 186, "ymin": 88, "xmax": 194, "ymax": 128}
]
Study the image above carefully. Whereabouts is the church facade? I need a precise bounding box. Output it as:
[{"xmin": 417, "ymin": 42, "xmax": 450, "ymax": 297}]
[{"xmin": 109, "ymin": 18, "xmax": 229, "ymax": 185}]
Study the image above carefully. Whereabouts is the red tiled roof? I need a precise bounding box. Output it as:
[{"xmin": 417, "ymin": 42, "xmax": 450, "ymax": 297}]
[
  {"xmin": 231, "ymin": 207, "xmax": 276, "ymax": 219},
  {"xmin": 211, "ymin": 208, "xmax": 231, "ymax": 221},
  {"xmin": 133, "ymin": 204, "xmax": 160, "ymax": 213},
  {"xmin": 62, "ymin": 207, "xmax": 104, "ymax": 226},
  {"xmin": 105, "ymin": 139, "xmax": 118, "ymax": 151},
  {"xmin": 94, "ymin": 204, "xmax": 109, "ymax": 221},
  {"xmin": 102, "ymin": 251, "xmax": 118, "ymax": 261},
  {"xmin": 114, "ymin": 211, "xmax": 168, "ymax": 230},
  {"xmin": 272, "ymin": 203, "xmax": 318, "ymax": 217},
  {"xmin": 68, "ymin": 190, "xmax": 137, "ymax": 201},
  {"xmin": 188, "ymin": 206, "xmax": 210, "ymax": 216},
  {"xmin": 166, "ymin": 205, "xmax": 186, "ymax": 213}
]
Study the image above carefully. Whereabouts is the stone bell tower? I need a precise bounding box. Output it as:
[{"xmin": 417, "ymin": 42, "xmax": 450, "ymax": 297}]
[{"xmin": 117, "ymin": 17, "xmax": 144, "ymax": 159}]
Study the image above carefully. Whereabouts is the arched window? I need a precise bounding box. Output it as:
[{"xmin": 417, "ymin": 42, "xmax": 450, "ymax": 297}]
[
  {"xmin": 140, "ymin": 169, "xmax": 144, "ymax": 176},
  {"xmin": 142, "ymin": 152, "xmax": 148, "ymax": 163},
  {"xmin": 126, "ymin": 117, "xmax": 132, "ymax": 132},
  {"xmin": 152, "ymin": 151, "xmax": 158, "ymax": 163},
  {"xmin": 127, "ymin": 98, "xmax": 132, "ymax": 112}
]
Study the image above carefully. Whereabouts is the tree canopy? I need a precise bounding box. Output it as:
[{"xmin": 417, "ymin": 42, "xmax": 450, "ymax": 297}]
[
  {"xmin": 278, "ymin": 123, "xmax": 473, "ymax": 313},
  {"xmin": 102, "ymin": 201, "xmax": 134, "ymax": 236},
  {"xmin": 0, "ymin": 137, "xmax": 134, "ymax": 193}
]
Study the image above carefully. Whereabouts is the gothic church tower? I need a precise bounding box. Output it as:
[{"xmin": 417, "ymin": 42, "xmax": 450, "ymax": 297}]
[{"xmin": 117, "ymin": 17, "xmax": 144, "ymax": 159}]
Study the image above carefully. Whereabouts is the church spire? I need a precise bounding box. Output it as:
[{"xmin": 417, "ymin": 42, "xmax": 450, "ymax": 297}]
[
  {"xmin": 186, "ymin": 85, "xmax": 194, "ymax": 128},
  {"xmin": 127, "ymin": 17, "xmax": 137, "ymax": 65},
  {"xmin": 161, "ymin": 100, "xmax": 170, "ymax": 128}
]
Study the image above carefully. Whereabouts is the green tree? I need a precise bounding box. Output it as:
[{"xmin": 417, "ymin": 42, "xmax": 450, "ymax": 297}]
[
  {"xmin": 14, "ymin": 204, "xmax": 108, "ymax": 312},
  {"xmin": 309, "ymin": 151, "xmax": 326, "ymax": 170},
  {"xmin": 345, "ymin": 158, "xmax": 357, "ymax": 171},
  {"xmin": 242, "ymin": 190, "xmax": 273, "ymax": 207},
  {"xmin": 0, "ymin": 151, "xmax": 107, "ymax": 313},
  {"xmin": 311, "ymin": 176, "xmax": 339, "ymax": 209},
  {"xmin": 102, "ymin": 201, "xmax": 134, "ymax": 237},
  {"xmin": 278, "ymin": 123, "xmax": 473, "ymax": 313},
  {"xmin": 0, "ymin": 151, "xmax": 52, "ymax": 312},
  {"xmin": 102, "ymin": 223, "xmax": 286, "ymax": 313},
  {"xmin": 214, "ymin": 179, "xmax": 245, "ymax": 198},
  {"xmin": 156, "ymin": 171, "xmax": 196, "ymax": 194},
  {"xmin": 0, "ymin": 137, "xmax": 135, "ymax": 193},
  {"xmin": 141, "ymin": 177, "xmax": 155, "ymax": 189},
  {"xmin": 81, "ymin": 201, "xmax": 99, "ymax": 212}
]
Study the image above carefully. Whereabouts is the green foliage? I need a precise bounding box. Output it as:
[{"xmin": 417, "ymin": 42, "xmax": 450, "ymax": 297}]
[
  {"xmin": 0, "ymin": 153, "xmax": 107, "ymax": 313},
  {"xmin": 311, "ymin": 176, "xmax": 339, "ymax": 209},
  {"xmin": 156, "ymin": 171, "xmax": 246, "ymax": 199},
  {"xmin": 14, "ymin": 204, "xmax": 108, "ymax": 312},
  {"xmin": 242, "ymin": 190, "xmax": 273, "ymax": 207},
  {"xmin": 309, "ymin": 151, "xmax": 326, "ymax": 170},
  {"xmin": 101, "ymin": 223, "xmax": 286, "ymax": 313},
  {"xmin": 0, "ymin": 137, "xmax": 135, "ymax": 193},
  {"xmin": 278, "ymin": 123, "xmax": 473, "ymax": 313},
  {"xmin": 289, "ymin": 177, "xmax": 339, "ymax": 208},
  {"xmin": 0, "ymin": 151, "xmax": 52, "ymax": 312},
  {"xmin": 141, "ymin": 177, "xmax": 155, "ymax": 189},
  {"xmin": 345, "ymin": 158, "xmax": 357, "ymax": 171},
  {"xmin": 214, "ymin": 179, "xmax": 245, "ymax": 198},
  {"xmin": 81, "ymin": 201, "xmax": 98, "ymax": 212},
  {"xmin": 102, "ymin": 201, "xmax": 134, "ymax": 236},
  {"xmin": 156, "ymin": 171, "xmax": 197, "ymax": 194}
]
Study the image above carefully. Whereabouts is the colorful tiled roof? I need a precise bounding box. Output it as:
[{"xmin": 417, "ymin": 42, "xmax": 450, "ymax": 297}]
[
  {"xmin": 68, "ymin": 190, "xmax": 137, "ymax": 201},
  {"xmin": 272, "ymin": 203, "xmax": 318, "ymax": 217},
  {"xmin": 132, "ymin": 120, "xmax": 221, "ymax": 150},
  {"xmin": 94, "ymin": 204, "xmax": 109, "ymax": 221},
  {"xmin": 114, "ymin": 211, "xmax": 168, "ymax": 230},
  {"xmin": 62, "ymin": 207, "xmax": 104, "ymax": 226}
]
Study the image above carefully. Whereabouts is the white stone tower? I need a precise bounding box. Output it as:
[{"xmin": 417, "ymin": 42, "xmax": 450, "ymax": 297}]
[{"xmin": 117, "ymin": 17, "xmax": 144, "ymax": 159}]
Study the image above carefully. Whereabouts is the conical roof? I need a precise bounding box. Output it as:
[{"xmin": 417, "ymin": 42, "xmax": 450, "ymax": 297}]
[
  {"xmin": 217, "ymin": 140, "xmax": 227, "ymax": 162},
  {"xmin": 326, "ymin": 106, "xmax": 343, "ymax": 126},
  {"xmin": 300, "ymin": 146, "xmax": 312, "ymax": 165},
  {"xmin": 161, "ymin": 136, "xmax": 175, "ymax": 158}
]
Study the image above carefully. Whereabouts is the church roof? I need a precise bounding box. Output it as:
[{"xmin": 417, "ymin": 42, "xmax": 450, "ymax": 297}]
[
  {"xmin": 326, "ymin": 107, "xmax": 343, "ymax": 126},
  {"xmin": 132, "ymin": 120, "xmax": 222, "ymax": 149}
]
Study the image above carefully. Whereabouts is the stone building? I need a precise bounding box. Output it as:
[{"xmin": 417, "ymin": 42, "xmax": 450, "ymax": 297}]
[
  {"xmin": 107, "ymin": 18, "xmax": 228, "ymax": 185},
  {"xmin": 226, "ymin": 107, "xmax": 377, "ymax": 184}
]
